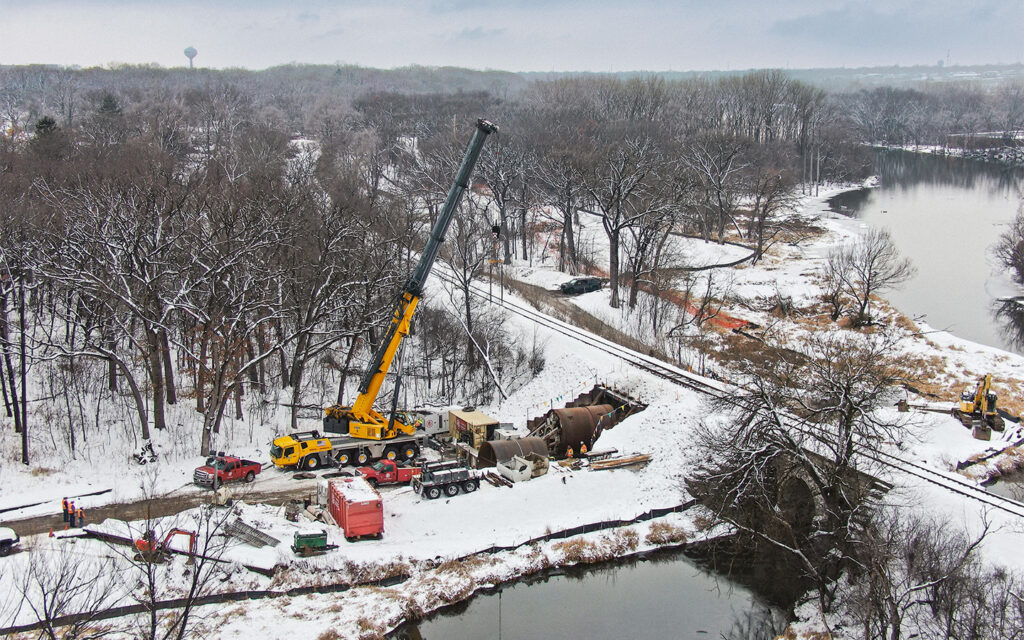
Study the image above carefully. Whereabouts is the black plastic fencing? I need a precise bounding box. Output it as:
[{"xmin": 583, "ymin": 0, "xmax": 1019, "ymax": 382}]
[
  {"xmin": 474, "ymin": 500, "xmax": 696, "ymax": 556},
  {"xmin": 0, "ymin": 501, "xmax": 696, "ymax": 635}
]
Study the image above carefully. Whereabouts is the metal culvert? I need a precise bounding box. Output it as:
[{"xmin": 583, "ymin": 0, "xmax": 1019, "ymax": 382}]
[
  {"xmin": 477, "ymin": 437, "xmax": 549, "ymax": 468},
  {"xmin": 552, "ymin": 404, "xmax": 613, "ymax": 456}
]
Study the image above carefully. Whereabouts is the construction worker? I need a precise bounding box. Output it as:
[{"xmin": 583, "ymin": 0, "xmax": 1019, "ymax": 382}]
[
  {"xmin": 62, "ymin": 497, "xmax": 69, "ymax": 522},
  {"xmin": 68, "ymin": 502, "xmax": 76, "ymax": 528},
  {"xmin": 566, "ymin": 446, "xmax": 574, "ymax": 458},
  {"xmin": 581, "ymin": 443, "xmax": 588, "ymax": 456},
  {"xmin": 76, "ymin": 505, "xmax": 85, "ymax": 527}
]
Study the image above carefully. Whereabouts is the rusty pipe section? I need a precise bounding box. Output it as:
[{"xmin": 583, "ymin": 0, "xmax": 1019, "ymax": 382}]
[
  {"xmin": 552, "ymin": 404, "xmax": 613, "ymax": 457},
  {"xmin": 477, "ymin": 437, "xmax": 549, "ymax": 468}
]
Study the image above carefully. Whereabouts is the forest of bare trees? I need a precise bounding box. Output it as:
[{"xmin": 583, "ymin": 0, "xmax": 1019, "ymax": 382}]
[{"xmin": 1, "ymin": 63, "xmax": 1021, "ymax": 464}]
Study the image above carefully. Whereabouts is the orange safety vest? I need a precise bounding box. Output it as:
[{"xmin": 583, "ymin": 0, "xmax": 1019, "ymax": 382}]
[
  {"xmin": 62, "ymin": 499, "xmax": 68, "ymax": 512},
  {"xmin": 581, "ymin": 444, "xmax": 588, "ymax": 454},
  {"xmin": 567, "ymin": 447, "xmax": 574, "ymax": 458},
  {"xmin": 77, "ymin": 508, "xmax": 84, "ymax": 521}
]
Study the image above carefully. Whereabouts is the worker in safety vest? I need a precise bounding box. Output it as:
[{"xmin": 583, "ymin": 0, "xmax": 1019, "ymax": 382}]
[
  {"xmin": 581, "ymin": 443, "xmax": 588, "ymax": 456},
  {"xmin": 68, "ymin": 502, "xmax": 77, "ymax": 528},
  {"xmin": 76, "ymin": 506, "xmax": 85, "ymax": 526},
  {"xmin": 566, "ymin": 446, "xmax": 574, "ymax": 458},
  {"xmin": 62, "ymin": 497, "xmax": 69, "ymax": 522}
]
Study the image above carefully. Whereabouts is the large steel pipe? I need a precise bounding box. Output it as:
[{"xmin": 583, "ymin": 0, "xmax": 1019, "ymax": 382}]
[
  {"xmin": 477, "ymin": 437, "xmax": 549, "ymax": 468},
  {"xmin": 552, "ymin": 404, "xmax": 613, "ymax": 456}
]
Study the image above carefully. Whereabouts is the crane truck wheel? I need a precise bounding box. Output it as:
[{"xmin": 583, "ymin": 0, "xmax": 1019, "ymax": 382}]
[
  {"xmin": 304, "ymin": 456, "xmax": 320, "ymax": 471},
  {"xmin": 357, "ymin": 452, "xmax": 369, "ymax": 465},
  {"xmin": 383, "ymin": 446, "xmax": 399, "ymax": 461},
  {"xmin": 462, "ymin": 480, "xmax": 477, "ymax": 493},
  {"xmin": 402, "ymin": 445, "xmax": 418, "ymax": 461},
  {"xmin": 444, "ymin": 484, "xmax": 460, "ymax": 497},
  {"xmin": 336, "ymin": 451, "xmax": 351, "ymax": 466},
  {"xmin": 425, "ymin": 486, "xmax": 441, "ymax": 500}
]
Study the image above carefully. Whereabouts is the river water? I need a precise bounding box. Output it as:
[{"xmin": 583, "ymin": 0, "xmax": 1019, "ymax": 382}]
[
  {"xmin": 393, "ymin": 151, "xmax": 1024, "ymax": 639},
  {"xmin": 828, "ymin": 149, "xmax": 1024, "ymax": 353},
  {"xmin": 391, "ymin": 549, "xmax": 783, "ymax": 640}
]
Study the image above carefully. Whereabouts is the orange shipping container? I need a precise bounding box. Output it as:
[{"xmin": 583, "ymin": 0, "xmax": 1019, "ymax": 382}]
[{"xmin": 328, "ymin": 477, "xmax": 384, "ymax": 540}]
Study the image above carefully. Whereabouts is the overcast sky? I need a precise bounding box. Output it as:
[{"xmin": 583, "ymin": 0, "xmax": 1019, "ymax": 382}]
[{"xmin": 0, "ymin": 0, "xmax": 1021, "ymax": 72}]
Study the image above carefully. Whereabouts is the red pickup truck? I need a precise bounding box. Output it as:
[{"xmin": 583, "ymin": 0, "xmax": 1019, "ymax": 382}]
[
  {"xmin": 355, "ymin": 460, "xmax": 421, "ymax": 487},
  {"xmin": 193, "ymin": 455, "xmax": 262, "ymax": 488}
]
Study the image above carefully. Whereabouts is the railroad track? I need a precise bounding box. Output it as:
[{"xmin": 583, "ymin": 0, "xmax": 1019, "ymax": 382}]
[{"xmin": 443, "ymin": 273, "xmax": 1024, "ymax": 519}]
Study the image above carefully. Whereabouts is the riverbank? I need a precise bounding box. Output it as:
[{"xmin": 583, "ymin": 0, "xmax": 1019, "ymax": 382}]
[{"xmin": 882, "ymin": 142, "xmax": 1024, "ymax": 168}]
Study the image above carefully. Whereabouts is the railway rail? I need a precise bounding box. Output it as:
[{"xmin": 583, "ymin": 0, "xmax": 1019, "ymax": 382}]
[{"xmin": 443, "ymin": 273, "xmax": 1024, "ymax": 520}]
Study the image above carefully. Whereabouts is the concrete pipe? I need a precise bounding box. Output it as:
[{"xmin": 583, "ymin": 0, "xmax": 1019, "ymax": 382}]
[{"xmin": 477, "ymin": 437, "xmax": 549, "ymax": 468}]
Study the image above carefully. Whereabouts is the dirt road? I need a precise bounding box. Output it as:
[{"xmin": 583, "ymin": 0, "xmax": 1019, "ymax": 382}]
[{"xmin": 6, "ymin": 482, "xmax": 320, "ymax": 537}]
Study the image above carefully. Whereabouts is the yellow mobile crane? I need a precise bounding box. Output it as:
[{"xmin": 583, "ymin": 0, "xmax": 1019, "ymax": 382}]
[{"xmin": 271, "ymin": 119, "xmax": 498, "ymax": 470}]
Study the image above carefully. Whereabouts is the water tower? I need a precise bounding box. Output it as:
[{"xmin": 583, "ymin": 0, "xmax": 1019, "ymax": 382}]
[{"xmin": 184, "ymin": 46, "xmax": 197, "ymax": 69}]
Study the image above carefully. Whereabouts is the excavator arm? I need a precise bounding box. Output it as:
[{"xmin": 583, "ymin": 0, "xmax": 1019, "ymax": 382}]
[{"xmin": 325, "ymin": 119, "xmax": 498, "ymax": 440}]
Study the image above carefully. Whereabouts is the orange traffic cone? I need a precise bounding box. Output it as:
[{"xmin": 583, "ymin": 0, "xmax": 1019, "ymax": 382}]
[
  {"xmin": 64, "ymin": 524, "xmax": 68, "ymax": 531},
  {"xmin": 48, "ymin": 528, "xmax": 54, "ymax": 537}
]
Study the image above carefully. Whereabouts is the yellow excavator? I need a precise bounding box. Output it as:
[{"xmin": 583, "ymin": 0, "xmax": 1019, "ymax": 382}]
[{"xmin": 953, "ymin": 374, "xmax": 1004, "ymax": 439}]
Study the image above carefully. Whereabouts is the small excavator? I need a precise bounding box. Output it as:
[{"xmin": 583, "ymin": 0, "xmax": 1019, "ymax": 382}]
[
  {"xmin": 953, "ymin": 374, "xmax": 1005, "ymax": 440},
  {"xmin": 134, "ymin": 528, "xmax": 197, "ymax": 563}
]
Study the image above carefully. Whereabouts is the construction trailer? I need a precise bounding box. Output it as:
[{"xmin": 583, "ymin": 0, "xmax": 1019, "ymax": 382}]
[
  {"xmin": 328, "ymin": 477, "xmax": 384, "ymax": 541},
  {"xmin": 449, "ymin": 408, "xmax": 499, "ymax": 448}
]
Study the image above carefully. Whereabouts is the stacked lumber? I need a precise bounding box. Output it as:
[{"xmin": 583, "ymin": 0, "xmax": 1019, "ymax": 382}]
[
  {"xmin": 589, "ymin": 454, "xmax": 650, "ymax": 471},
  {"xmin": 484, "ymin": 471, "xmax": 514, "ymax": 488}
]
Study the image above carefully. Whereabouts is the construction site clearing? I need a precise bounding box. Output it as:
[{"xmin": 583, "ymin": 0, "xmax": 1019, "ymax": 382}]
[{"xmin": 36, "ymin": 384, "xmax": 648, "ymax": 577}]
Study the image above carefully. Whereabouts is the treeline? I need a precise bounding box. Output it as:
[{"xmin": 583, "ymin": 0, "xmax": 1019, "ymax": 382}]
[
  {"xmin": 839, "ymin": 83, "xmax": 1024, "ymax": 146},
  {"xmin": 0, "ymin": 64, "xmax": 1012, "ymax": 461}
]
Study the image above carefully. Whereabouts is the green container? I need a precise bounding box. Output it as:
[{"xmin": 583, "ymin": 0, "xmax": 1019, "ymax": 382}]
[{"xmin": 292, "ymin": 530, "xmax": 327, "ymax": 553}]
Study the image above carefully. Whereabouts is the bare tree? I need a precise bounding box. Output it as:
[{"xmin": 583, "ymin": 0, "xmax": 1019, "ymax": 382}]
[
  {"xmin": 828, "ymin": 228, "xmax": 916, "ymax": 326},
  {"xmin": 680, "ymin": 133, "xmax": 750, "ymax": 245},
  {"xmin": 996, "ymin": 203, "xmax": 1024, "ymax": 284},
  {"xmin": 12, "ymin": 542, "xmax": 127, "ymax": 639},
  {"xmin": 582, "ymin": 132, "xmax": 662, "ymax": 308},
  {"xmin": 843, "ymin": 510, "xmax": 1008, "ymax": 640},
  {"xmin": 689, "ymin": 329, "xmax": 912, "ymax": 616}
]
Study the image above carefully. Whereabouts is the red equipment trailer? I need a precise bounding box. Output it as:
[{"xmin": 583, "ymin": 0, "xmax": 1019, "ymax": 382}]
[{"xmin": 328, "ymin": 476, "xmax": 384, "ymax": 541}]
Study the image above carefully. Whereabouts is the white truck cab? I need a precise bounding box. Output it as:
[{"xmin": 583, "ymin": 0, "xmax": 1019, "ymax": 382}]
[{"xmin": 0, "ymin": 527, "xmax": 20, "ymax": 556}]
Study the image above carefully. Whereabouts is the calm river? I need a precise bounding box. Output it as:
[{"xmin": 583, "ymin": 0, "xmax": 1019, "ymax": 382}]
[
  {"xmin": 391, "ymin": 549, "xmax": 783, "ymax": 640},
  {"xmin": 828, "ymin": 149, "xmax": 1024, "ymax": 353},
  {"xmin": 395, "ymin": 151, "xmax": 1024, "ymax": 639}
]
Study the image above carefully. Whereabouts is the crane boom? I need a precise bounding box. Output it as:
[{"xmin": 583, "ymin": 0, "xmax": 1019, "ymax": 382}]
[{"xmin": 325, "ymin": 119, "xmax": 498, "ymax": 441}]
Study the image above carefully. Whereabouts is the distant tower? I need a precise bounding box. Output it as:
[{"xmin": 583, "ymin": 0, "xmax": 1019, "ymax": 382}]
[{"xmin": 184, "ymin": 46, "xmax": 197, "ymax": 69}]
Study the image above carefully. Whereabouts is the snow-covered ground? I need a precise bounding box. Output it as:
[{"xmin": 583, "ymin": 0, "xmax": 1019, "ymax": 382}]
[{"xmin": 3, "ymin": 180, "xmax": 1024, "ymax": 638}]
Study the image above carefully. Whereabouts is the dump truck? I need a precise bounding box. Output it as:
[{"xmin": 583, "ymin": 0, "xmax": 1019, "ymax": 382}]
[
  {"xmin": 328, "ymin": 477, "xmax": 384, "ymax": 540},
  {"xmin": 412, "ymin": 460, "xmax": 480, "ymax": 500}
]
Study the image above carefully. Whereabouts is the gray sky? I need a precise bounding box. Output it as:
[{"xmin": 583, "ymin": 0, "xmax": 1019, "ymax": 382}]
[{"xmin": 0, "ymin": 0, "xmax": 1021, "ymax": 72}]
